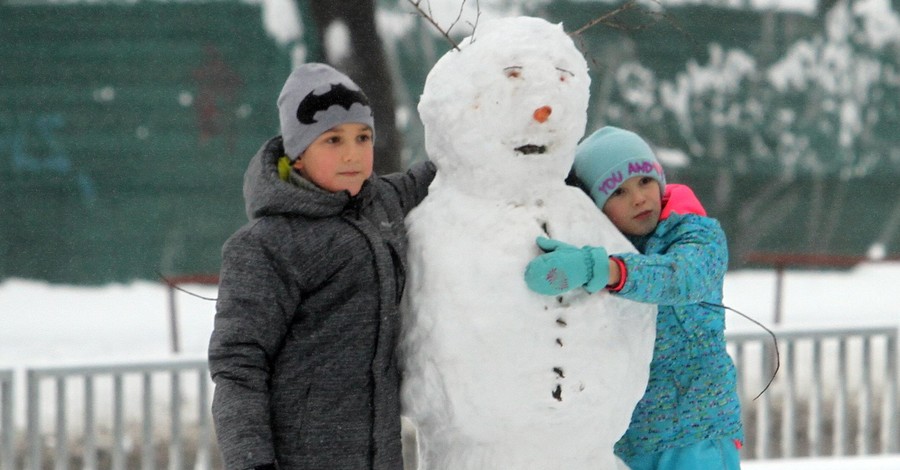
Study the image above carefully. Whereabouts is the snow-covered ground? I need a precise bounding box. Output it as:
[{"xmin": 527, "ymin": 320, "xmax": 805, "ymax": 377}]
[
  {"xmin": 743, "ymin": 454, "xmax": 900, "ymax": 469},
  {"xmin": 3, "ymin": 263, "xmax": 896, "ymax": 368},
  {"xmin": 2, "ymin": 263, "xmax": 897, "ymax": 373},
  {"xmin": 1, "ymin": 262, "xmax": 898, "ymax": 467}
]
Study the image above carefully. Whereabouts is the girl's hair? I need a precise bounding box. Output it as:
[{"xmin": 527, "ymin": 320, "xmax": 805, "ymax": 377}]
[{"xmin": 565, "ymin": 168, "xmax": 590, "ymax": 195}]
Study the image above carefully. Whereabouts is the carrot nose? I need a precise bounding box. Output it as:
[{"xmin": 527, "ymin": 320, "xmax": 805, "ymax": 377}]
[{"xmin": 533, "ymin": 106, "xmax": 552, "ymax": 123}]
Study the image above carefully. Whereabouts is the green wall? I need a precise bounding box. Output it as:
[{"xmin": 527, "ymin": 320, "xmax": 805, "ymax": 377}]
[
  {"xmin": 2, "ymin": 0, "xmax": 897, "ymax": 284},
  {"xmin": 0, "ymin": 1, "xmax": 291, "ymax": 283}
]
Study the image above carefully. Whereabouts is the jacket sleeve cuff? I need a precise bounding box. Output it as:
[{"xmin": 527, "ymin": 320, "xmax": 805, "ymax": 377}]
[{"xmin": 606, "ymin": 256, "xmax": 627, "ymax": 292}]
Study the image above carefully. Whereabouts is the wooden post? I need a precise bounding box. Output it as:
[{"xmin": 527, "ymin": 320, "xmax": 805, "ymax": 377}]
[
  {"xmin": 161, "ymin": 274, "xmax": 219, "ymax": 355},
  {"xmin": 168, "ymin": 283, "xmax": 181, "ymax": 354},
  {"xmin": 773, "ymin": 263, "xmax": 784, "ymax": 324}
]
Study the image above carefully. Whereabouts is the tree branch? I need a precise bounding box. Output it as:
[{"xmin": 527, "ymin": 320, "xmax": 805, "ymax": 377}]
[
  {"xmin": 569, "ymin": 0, "xmax": 696, "ymax": 56},
  {"xmin": 569, "ymin": 0, "xmax": 644, "ymax": 37},
  {"xmin": 406, "ymin": 0, "xmax": 463, "ymax": 51}
]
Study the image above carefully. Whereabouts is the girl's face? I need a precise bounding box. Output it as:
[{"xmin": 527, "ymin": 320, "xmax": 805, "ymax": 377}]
[
  {"xmin": 601, "ymin": 176, "xmax": 661, "ymax": 237},
  {"xmin": 292, "ymin": 123, "xmax": 374, "ymax": 196}
]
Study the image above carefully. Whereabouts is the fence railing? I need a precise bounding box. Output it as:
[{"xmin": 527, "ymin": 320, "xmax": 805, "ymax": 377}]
[
  {"xmin": 17, "ymin": 358, "xmax": 214, "ymax": 470},
  {"xmin": 728, "ymin": 325, "xmax": 898, "ymax": 459},
  {"xmin": 1, "ymin": 326, "xmax": 897, "ymax": 469}
]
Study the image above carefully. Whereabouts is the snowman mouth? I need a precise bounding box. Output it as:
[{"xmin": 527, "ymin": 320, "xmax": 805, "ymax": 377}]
[{"xmin": 514, "ymin": 144, "xmax": 547, "ymax": 155}]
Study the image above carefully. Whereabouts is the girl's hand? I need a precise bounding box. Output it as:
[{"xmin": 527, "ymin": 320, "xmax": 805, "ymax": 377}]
[{"xmin": 524, "ymin": 237, "xmax": 610, "ymax": 295}]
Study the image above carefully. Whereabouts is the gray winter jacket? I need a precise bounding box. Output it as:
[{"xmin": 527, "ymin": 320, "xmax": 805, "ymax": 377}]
[{"xmin": 209, "ymin": 136, "xmax": 435, "ymax": 470}]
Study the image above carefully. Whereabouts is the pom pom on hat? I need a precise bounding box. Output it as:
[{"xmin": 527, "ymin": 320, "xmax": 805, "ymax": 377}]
[
  {"xmin": 574, "ymin": 126, "xmax": 666, "ymax": 208},
  {"xmin": 278, "ymin": 63, "xmax": 375, "ymax": 161}
]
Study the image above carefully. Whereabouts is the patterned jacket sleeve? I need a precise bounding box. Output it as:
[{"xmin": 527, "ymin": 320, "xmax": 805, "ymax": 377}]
[{"xmin": 614, "ymin": 214, "xmax": 728, "ymax": 307}]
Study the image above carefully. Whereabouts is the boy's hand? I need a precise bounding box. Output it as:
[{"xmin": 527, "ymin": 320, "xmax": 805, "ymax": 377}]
[{"xmin": 524, "ymin": 236, "xmax": 609, "ymax": 295}]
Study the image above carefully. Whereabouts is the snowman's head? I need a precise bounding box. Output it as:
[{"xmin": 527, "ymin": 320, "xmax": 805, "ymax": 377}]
[{"xmin": 419, "ymin": 16, "xmax": 591, "ymax": 199}]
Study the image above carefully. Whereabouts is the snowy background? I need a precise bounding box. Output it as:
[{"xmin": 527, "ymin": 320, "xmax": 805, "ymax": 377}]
[
  {"xmin": 2, "ymin": 262, "xmax": 898, "ymax": 469},
  {"xmin": 4, "ymin": 262, "xmax": 897, "ymax": 371},
  {"xmin": 2, "ymin": 0, "xmax": 898, "ymax": 467}
]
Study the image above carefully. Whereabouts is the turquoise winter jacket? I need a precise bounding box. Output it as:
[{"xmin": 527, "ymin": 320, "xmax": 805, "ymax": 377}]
[{"xmin": 612, "ymin": 184, "xmax": 744, "ymax": 459}]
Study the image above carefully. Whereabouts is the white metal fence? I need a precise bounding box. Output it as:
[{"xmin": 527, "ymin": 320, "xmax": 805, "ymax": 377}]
[
  {"xmin": 0, "ymin": 326, "xmax": 897, "ymax": 469},
  {"xmin": 8, "ymin": 358, "xmax": 215, "ymax": 470},
  {"xmin": 729, "ymin": 325, "xmax": 898, "ymax": 459}
]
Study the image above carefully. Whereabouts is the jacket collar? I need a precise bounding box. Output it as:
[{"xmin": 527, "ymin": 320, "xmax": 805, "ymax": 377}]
[
  {"xmin": 242, "ymin": 136, "xmax": 375, "ymax": 220},
  {"xmin": 660, "ymin": 183, "xmax": 706, "ymax": 220}
]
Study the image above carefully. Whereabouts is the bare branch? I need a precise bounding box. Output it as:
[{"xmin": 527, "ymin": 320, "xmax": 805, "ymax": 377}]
[
  {"xmin": 406, "ymin": 0, "xmax": 462, "ymax": 51},
  {"xmin": 572, "ymin": 0, "xmax": 689, "ymax": 37},
  {"xmin": 568, "ymin": 0, "xmax": 643, "ymax": 37},
  {"xmin": 569, "ymin": 0, "xmax": 697, "ymax": 51},
  {"xmin": 465, "ymin": 0, "xmax": 481, "ymax": 46},
  {"xmin": 449, "ymin": 0, "xmax": 467, "ymax": 36}
]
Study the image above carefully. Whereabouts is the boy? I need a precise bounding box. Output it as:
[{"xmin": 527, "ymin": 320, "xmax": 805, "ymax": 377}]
[
  {"xmin": 524, "ymin": 126, "xmax": 743, "ymax": 469},
  {"xmin": 208, "ymin": 63, "xmax": 435, "ymax": 470}
]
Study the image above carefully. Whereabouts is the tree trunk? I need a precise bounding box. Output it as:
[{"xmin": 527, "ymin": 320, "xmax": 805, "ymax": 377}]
[{"xmin": 306, "ymin": 0, "xmax": 402, "ymax": 174}]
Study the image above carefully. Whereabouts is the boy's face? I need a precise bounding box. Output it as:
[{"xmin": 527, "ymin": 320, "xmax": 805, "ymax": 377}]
[
  {"xmin": 292, "ymin": 123, "xmax": 374, "ymax": 196},
  {"xmin": 601, "ymin": 176, "xmax": 661, "ymax": 237}
]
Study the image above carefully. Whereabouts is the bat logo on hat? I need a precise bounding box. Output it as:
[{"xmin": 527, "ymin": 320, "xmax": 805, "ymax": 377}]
[{"xmin": 295, "ymin": 83, "xmax": 371, "ymax": 125}]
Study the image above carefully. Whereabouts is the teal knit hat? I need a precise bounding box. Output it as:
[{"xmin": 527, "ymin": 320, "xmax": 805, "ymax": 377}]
[{"xmin": 574, "ymin": 126, "xmax": 666, "ymax": 208}]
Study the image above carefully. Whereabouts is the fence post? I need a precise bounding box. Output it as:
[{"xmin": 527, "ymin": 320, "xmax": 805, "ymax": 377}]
[
  {"xmin": 161, "ymin": 274, "xmax": 219, "ymax": 356},
  {"xmin": 168, "ymin": 284, "xmax": 181, "ymax": 354},
  {"xmin": 142, "ymin": 372, "xmax": 154, "ymax": 470},
  {"xmin": 809, "ymin": 340, "xmax": 823, "ymax": 456},
  {"xmin": 83, "ymin": 376, "xmax": 96, "ymax": 470},
  {"xmin": 1, "ymin": 370, "xmax": 13, "ymax": 470},
  {"xmin": 833, "ymin": 338, "xmax": 848, "ymax": 456},
  {"xmin": 112, "ymin": 374, "xmax": 125, "ymax": 470},
  {"xmin": 781, "ymin": 341, "xmax": 796, "ymax": 458},
  {"xmin": 884, "ymin": 334, "xmax": 898, "ymax": 454},
  {"xmin": 773, "ymin": 264, "xmax": 784, "ymax": 324},
  {"xmin": 54, "ymin": 377, "xmax": 67, "ymax": 470},
  {"xmin": 169, "ymin": 371, "xmax": 182, "ymax": 470},
  {"xmin": 195, "ymin": 369, "xmax": 212, "ymax": 470},
  {"xmin": 756, "ymin": 342, "xmax": 771, "ymax": 458},
  {"xmin": 857, "ymin": 337, "xmax": 872, "ymax": 454},
  {"xmin": 26, "ymin": 370, "xmax": 41, "ymax": 470}
]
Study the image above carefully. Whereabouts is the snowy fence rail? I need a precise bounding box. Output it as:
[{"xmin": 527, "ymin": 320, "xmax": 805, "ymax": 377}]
[
  {"xmin": 20, "ymin": 359, "xmax": 214, "ymax": 470},
  {"xmin": 727, "ymin": 325, "xmax": 899, "ymax": 460}
]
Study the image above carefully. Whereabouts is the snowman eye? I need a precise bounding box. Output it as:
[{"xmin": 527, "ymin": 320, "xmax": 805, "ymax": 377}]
[
  {"xmin": 557, "ymin": 67, "xmax": 574, "ymax": 82},
  {"xmin": 504, "ymin": 66, "xmax": 523, "ymax": 79}
]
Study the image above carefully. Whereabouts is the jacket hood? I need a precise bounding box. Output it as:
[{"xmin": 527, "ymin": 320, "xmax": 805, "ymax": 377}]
[
  {"xmin": 242, "ymin": 136, "xmax": 374, "ymax": 220},
  {"xmin": 660, "ymin": 183, "xmax": 706, "ymax": 220},
  {"xmin": 628, "ymin": 183, "xmax": 708, "ymax": 251}
]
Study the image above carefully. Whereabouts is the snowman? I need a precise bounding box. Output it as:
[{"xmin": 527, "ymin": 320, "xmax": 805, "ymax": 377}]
[{"xmin": 400, "ymin": 16, "xmax": 656, "ymax": 470}]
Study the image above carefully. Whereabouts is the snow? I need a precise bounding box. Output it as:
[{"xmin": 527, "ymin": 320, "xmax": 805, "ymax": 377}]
[
  {"xmin": 2, "ymin": 0, "xmax": 898, "ymax": 467},
  {"xmin": 2, "ymin": 263, "xmax": 895, "ymax": 368},
  {"xmin": 722, "ymin": 262, "xmax": 900, "ymax": 330},
  {"xmin": 2, "ymin": 263, "xmax": 898, "ymax": 468},
  {"xmin": 258, "ymin": 0, "xmax": 301, "ymax": 46},
  {"xmin": 743, "ymin": 454, "xmax": 900, "ymax": 470},
  {"xmin": 0, "ymin": 280, "xmax": 216, "ymax": 367},
  {"xmin": 323, "ymin": 20, "xmax": 352, "ymax": 64}
]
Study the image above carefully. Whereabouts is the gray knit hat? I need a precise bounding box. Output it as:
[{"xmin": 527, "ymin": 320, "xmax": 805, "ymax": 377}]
[{"xmin": 277, "ymin": 63, "xmax": 375, "ymax": 160}]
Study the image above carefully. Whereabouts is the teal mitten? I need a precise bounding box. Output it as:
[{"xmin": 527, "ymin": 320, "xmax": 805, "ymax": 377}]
[{"xmin": 524, "ymin": 236, "xmax": 610, "ymax": 295}]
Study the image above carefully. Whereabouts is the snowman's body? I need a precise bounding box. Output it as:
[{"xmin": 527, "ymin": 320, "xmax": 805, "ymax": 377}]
[{"xmin": 401, "ymin": 17, "xmax": 656, "ymax": 470}]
